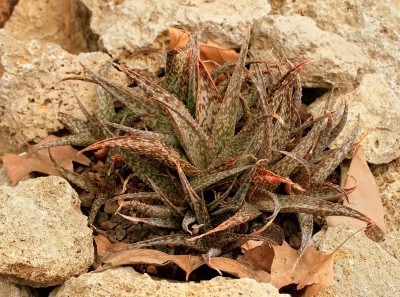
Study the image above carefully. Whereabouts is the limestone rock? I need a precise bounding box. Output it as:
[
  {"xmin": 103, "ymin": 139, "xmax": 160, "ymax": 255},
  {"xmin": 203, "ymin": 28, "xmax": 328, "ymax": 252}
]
[
  {"xmin": 269, "ymin": 0, "xmax": 400, "ymax": 99},
  {"xmin": 79, "ymin": 0, "xmax": 271, "ymax": 73},
  {"xmin": 4, "ymin": 0, "xmax": 98, "ymax": 53},
  {"xmin": 0, "ymin": 176, "xmax": 94, "ymax": 287},
  {"xmin": 315, "ymin": 223, "xmax": 400, "ymax": 296},
  {"xmin": 308, "ymin": 74, "xmax": 400, "ymax": 164},
  {"xmin": 251, "ymin": 15, "xmax": 367, "ymax": 88},
  {"xmin": 372, "ymin": 159, "xmax": 400, "ymax": 260},
  {"xmin": 50, "ymin": 267, "xmax": 289, "ymax": 297},
  {"xmin": 0, "ymin": 278, "xmax": 35, "ymax": 297},
  {"xmin": 0, "ymin": 29, "xmax": 126, "ymax": 152}
]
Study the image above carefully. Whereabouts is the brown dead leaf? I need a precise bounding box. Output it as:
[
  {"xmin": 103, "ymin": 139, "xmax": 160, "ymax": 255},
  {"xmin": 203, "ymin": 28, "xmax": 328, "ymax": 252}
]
[
  {"xmin": 200, "ymin": 40, "xmax": 239, "ymax": 73},
  {"xmin": 238, "ymin": 242, "xmax": 275, "ymax": 273},
  {"xmin": 171, "ymin": 254, "xmax": 206, "ymax": 281},
  {"xmin": 167, "ymin": 27, "xmax": 191, "ymax": 49},
  {"xmin": 327, "ymin": 145, "xmax": 386, "ymax": 240},
  {"xmin": 240, "ymin": 240, "xmax": 264, "ymax": 252},
  {"xmin": 94, "ymin": 234, "xmax": 112, "ymax": 258},
  {"xmin": 208, "ymin": 257, "xmax": 270, "ymax": 283},
  {"xmin": 269, "ymin": 241, "xmax": 334, "ymax": 295},
  {"xmin": 94, "ymin": 244, "xmax": 207, "ymax": 281},
  {"xmin": 1, "ymin": 135, "xmax": 90, "ymax": 185},
  {"xmin": 168, "ymin": 27, "xmax": 239, "ymax": 74},
  {"xmin": 94, "ymin": 236, "xmax": 270, "ymax": 282}
]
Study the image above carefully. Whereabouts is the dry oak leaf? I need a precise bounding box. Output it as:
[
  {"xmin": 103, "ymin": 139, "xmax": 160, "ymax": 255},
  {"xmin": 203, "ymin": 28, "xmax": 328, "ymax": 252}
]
[
  {"xmin": 94, "ymin": 234, "xmax": 269, "ymax": 282},
  {"xmin": 327, "ymin": 145, "xmax": 386, "ymax": 240},
  {"xmin": 269, "ymin": 241, "xmax": 334, "ymax": 296},
  {"xmin": 95, "ymin": 247, "xmax": 206, "ymax": 281},
  {"xmin": 168, "ymin": 27, "xmax": 239, "ymax": 73},
  {"xmin": 2, "ymin": 135, "xmax": 90, "ymax": 185},
  {"xmin": 238, "ymin": 242, "xmax": 275, "ymax": 273}
]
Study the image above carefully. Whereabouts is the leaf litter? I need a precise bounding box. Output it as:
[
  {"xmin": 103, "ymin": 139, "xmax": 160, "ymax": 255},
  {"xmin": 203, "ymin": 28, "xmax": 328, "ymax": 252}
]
[
  {"xmin": 327, "ymin": 145, "xmax": 386, "ymax": 241},
  {"xmin": 2, "ymin": 135, "xmax": 90, "ymax": 185}
]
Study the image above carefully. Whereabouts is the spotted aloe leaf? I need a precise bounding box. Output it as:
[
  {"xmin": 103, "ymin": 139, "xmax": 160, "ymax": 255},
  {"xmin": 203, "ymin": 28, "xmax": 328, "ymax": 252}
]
[
  {"xmin": 103, "ymin": 121, "xmax": 179, "ymax": 147},
  {"xmin": 190, "ymin": 202, "xmax": 261, "ymax": 241},
  {"xmin": 120, "ymin": 199, "xmax": 184, "ymax": 218},
  {"xmin": 211, "ymin": 30, "xmax": 250, "ymax": 154},
  {"xmin": 309, "ymin": 104, "xmax": 346, "ymax": 163},
  {"xmin": 176, "ymin": 162, "xmax": 211, "ymax": 231},
  {"xmin": 252, "ymin": 193, "xmax": 372, "ymax": 224},
  {"xmin": 112, "ymin": 63, "xmax": 214, "ymax": 170},
  {"xmin": 48, "ymin": 149, "xmax": 99, "ymax": 193},
  {"xmin": 185, "ymin": 34, "xmax": 200, "ymax": 116},
  {"xmin": 231, "ymin": 166, "xmax": 257, "ymax": 207},
  {"xmin": 57, "ymin": 112, "xmax": 87, "ymax": 134},
  {"xmin": 34, "ymin": 133, "xmax": 97, "ymax": 153},
  {"xmin": 190, "ymin": 165, "xmax": 253, "ymax": 192},
  {"xmin": 163, "ymin": 49, "xmax": 187, "ymax": 98},
  {"xmin": 81, "ymin": 135, "xmax": 200, "ymax": 176},
  {"xmin": 118, "ymin": 213, "xmax": 181, "ymax": 229},
  {"xmin": 327, "ymin": 103, "xmax": 348, "ymax": 145},
  {"xmin": 126, "ymin": 234, "xmax": 211, "ymax": 253},
  {"xmin": 117, "ymin": 149, "xmax": 184, "ymax": 205},
  {"xmin": 212, "ymin": 114, "xmax": 271, "ymax": 168},
  {"xmin": 182, "ymin": 210, "xmax": 197, "ymax": 234},
  {"xmin": 311, "ymin": 116, "xmax": 359, "ymax": 181},
  {"xmin": 186, "ymin": 39, "xmax": 224, "ymax": 135},
  {"xmin": 297, "ymin": 213, "xmax": 314, "ymax": 256},
  {"xmin": 73, "ymin": 94, "xmax": 114, "ymax": 139},
  {"xmin": 146, "ymin": 177, "xmax": 186, "ymax": 217},
  {"xmin": 33, "ymin": 95, "xmax": 110, "ymax": 153},
  {"xmin": 66, "ymin": 65, "xmax": 173, "ymax": 134},
  {"xmin": 96, "ymin": 63, "xmax": 115, "ymax": 121},
  {"xmin": 270, "ymin": 115, "xmax": 326, "ymax": 176}
]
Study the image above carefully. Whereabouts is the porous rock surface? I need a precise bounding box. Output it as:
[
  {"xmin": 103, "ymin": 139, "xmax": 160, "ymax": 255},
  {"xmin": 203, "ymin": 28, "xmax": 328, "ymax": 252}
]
[
  {"xmin": 372, "ymin": 160, "xmax": 400, "ymax": 260},
  {"xmin": 251, "ymin": 15, "xmax": 367, "ymax": 88},
  {"xmin": 0, "ymin": 176, "xmax": 93, "ymax": 287},
  {"xmin": 269, "ymin": 0, "xmax": 400, "ymax": 99},
  {"xmin": 0, "ymin": 29, "xmax": 126, "ymax": 152},
  {"xmin": 308, "ymin": 74, "xmax": 400, "ymax": 164},
  {"xmin": 3, "ymin": 0, "xmax": 98, "ymax": 53},
  {"xmin": 49, "ymin": 267, "xmax": 289, "ymax": 297},
  {"xmin": 315, "ymin": 223, "xmax": 400, "ymax": 296},
  {"xmin": 80, "ymin": 0, "xmax": 271, "ymax": 72}
]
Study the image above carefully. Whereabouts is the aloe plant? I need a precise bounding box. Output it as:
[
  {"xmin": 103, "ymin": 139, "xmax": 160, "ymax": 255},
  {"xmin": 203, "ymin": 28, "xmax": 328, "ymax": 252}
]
[{"xmin": 41, "ymin": 29, "xmax": 372, "ymax": 255}]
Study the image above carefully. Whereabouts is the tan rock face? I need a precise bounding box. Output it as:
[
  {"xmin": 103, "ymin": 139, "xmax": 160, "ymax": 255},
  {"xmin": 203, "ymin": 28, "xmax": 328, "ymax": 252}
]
[
  {"xmin": 372, "ymin": 160, "xmax": 400, "ymax": 260},
  {"xmin": 0, "ymin": 176, "xmax": 94, "ymax": 287},
  {"xmin": 308, "ymin": 74, "xmax": 400, "ymax": 164},
  {"xmin": 315, "ymin": 224, "xmax": 400, "ymax": 296},
  {"xmin": 269, "ymin": 0, "xmax": 400, "ymax": 99},
  {"xmin": 251, "ymin": 15, "xmax": 367, "ymax": 88},
  {"xmin": 0, "ymin": 29, "xmax": 126, "ymax": 152},
  {"xmin": 49, "ymin": 267, "xmax": 289, "ymax": 297},
  {"xmin": 80, "ymin": 0, "xmax": 271, "ymax": 73},
  {"xmin": 4, "ymin": 0, "xmax": 98, "ymax": 53}
]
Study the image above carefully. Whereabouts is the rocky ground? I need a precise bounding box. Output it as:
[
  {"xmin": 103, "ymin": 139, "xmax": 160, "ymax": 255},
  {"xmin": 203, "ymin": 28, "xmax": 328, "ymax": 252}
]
[{"xmin": 0, "ymin": 0, "xmax": 399, "ymax": 296}]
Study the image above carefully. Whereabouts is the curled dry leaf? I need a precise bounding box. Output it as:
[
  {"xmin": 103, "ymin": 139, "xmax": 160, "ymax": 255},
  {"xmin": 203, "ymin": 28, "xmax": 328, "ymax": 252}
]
[
  {"xmin": 239, "ymin": 241, "xmax": 334, "ymax": 296},
  {"xmin": 238, "ymin": 242, "xmax": 275, "ymax": 273},
  {"xmin": 207, "ymin": 257, "xmax": 270, "ymax": 283},
  {"xmin": 167, "ymin": 27, "xmax": 239, "ymax": 73},
  {"xmin": 94, "ymin": 234, "xmax": 269, "ymax": 282},
  {"xmin": 327, "ymin": 145, "xmax": 386, "ymax": 240},
  {"xmin": 270, "ymin": 241, "xmax": 334, "ymax": 295},
  {"xmin": 2, "ymin": 135, "xmax": 90, "ymax": 185}
]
